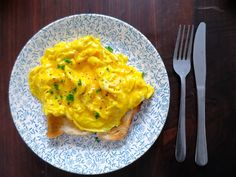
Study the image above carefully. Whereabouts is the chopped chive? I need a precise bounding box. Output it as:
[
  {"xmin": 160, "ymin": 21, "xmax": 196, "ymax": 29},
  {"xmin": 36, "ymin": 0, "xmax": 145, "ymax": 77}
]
[
  {"xmin": 55, "ymin": 95, "xmax": 58, "ymax": 99},
  {"xmin": 95, "ymin": 137, "xmax": 100, "ymax": 143},
  {"xmin": 96, "ymin": 88, "xmax": 101, "ymax": 93},
  {"xmin": 95, "ymin": 112, "xmax": 100, "ymax": 119},
  {"xmin": 142, "ymin": 72, "xmax": 145, "ymax": 78},
  {"xmin": 71, "ymin": 87, "xmax": 77, "ymax": 94},
  {"xmin": 60, "ymin": 95, "xmax": 63, "ymax": 99},
  {"xmin": 78, "ymin": 79, "xmax": 82, "ymax": 86},
  {"xmin": 47, "ymin": 89, "xmax": 54, "ymax": 94},
  {"xmin": 53, "ymin": 83, "xmax": 59, "ymax": 90},
  {"xmin": 106, "ymin": 67, "xmax": 110, "ymax": 72},
  {"xmin": 66, "ymin": 93, "xmax": 74, "ymax": 102},
  {"xmin": 64, "ymin": 58, "xmax": 72, "ymax": 64},
  {"xmin": 105, "ymin": 46, "xmax": 113, "ymax": 53},
  {"xmin": 57, "ymin": 64, "xmax": 65, "ymax": 70},
  {"xmin": 60, "ymin": 79, "xmax": 65, "ymax": 83}
]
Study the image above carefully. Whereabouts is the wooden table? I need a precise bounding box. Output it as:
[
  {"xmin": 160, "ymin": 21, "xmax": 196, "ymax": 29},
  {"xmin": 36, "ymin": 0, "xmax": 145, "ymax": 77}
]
[{"xmin": 1, "ymin": 0, "xmax": 236, "ymax": 176}]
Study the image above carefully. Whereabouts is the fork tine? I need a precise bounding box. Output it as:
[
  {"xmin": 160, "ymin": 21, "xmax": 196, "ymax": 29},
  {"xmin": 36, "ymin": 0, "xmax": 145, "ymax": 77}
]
[
  {"xmin": 187, "ymin": 25, "xmax": 194, "ymax": 59},
  {"xmin": 173, "ymin": 25, "xmax": 182, "ymax": 60},
  {"xmin": 178, "ymin": 25, "xmax": 185, "ymax": 60},
  {"xmin": 183, "ymin": 25, "xmax": 190, "ymax": 60}
]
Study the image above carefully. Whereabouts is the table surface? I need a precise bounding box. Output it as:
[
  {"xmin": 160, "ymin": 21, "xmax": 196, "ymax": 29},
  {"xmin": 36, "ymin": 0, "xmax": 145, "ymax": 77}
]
[{"xmin": 1, "ymin": 0, "xmax": 236, "ymax": 176}]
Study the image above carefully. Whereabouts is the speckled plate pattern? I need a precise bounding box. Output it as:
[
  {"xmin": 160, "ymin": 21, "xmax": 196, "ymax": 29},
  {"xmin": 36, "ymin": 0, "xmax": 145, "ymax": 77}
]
[{"xmin": 9, "ymin": 14, "xmax": 170, "ymax": 174}]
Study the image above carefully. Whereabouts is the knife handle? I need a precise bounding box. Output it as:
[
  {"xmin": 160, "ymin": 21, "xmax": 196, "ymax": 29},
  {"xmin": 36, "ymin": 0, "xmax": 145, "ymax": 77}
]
[
  {"xmin": 175, "ymin": 77, "xmax": 186, "ymax": 162},
  {"xmin": 195, "ymin": 87, "xmax": 208, "ymax": 166}
]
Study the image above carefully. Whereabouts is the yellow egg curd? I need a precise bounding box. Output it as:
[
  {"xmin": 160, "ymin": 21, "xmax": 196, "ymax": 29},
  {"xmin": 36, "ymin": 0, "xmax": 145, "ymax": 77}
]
[{"xmin": 28, "ymin": 35, "xmax": 154, "ymax": 132}]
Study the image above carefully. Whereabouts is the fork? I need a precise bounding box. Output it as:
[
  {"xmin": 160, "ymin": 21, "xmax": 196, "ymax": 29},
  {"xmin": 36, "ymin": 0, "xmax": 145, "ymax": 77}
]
[{"xmin": 173, "ymin": 25, "xmax": 194, "ymax": 162}]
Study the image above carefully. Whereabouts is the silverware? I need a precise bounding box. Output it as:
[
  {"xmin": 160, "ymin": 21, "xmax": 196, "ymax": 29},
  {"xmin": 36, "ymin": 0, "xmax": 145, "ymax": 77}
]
[
  {"xmin": 173, "ymin": 25, "xmax": 194, "ymax": 162},
  {"xmin": 193, "ymin": 22, "xmax": 208, "ymax": 166}
]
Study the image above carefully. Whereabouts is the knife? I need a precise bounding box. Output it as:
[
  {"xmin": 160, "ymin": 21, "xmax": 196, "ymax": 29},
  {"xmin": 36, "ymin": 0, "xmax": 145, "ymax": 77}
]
[{"xmin": 193, "ymin": 22, "xmax": 208, "ymax": 166}]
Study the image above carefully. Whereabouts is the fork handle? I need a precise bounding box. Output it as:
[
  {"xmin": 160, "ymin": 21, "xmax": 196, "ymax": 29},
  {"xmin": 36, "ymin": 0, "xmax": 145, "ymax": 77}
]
[
  {"xmin": 195, "ymin": 87, "xmax": 208, "ymax": 166},
  {"xmin": 175, "ymin": 77, "xmax": 186, "ymax": 162}
]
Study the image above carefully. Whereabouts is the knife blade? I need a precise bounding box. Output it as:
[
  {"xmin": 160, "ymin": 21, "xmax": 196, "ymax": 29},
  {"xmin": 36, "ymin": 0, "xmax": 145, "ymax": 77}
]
[{"xmin": 193, "ymin": 22, "xmax": 208, "ymax": 166}]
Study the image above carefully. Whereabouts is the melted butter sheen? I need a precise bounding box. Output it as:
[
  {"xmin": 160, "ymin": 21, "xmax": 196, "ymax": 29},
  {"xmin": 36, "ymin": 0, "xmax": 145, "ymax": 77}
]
[{"xmin": 28, "ymin": 35, "xmax": 154, "ymax": 132}]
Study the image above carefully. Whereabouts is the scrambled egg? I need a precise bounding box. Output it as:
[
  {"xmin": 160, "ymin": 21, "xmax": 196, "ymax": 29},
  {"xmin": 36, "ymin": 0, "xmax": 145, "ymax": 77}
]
[{"xmin": 28, "ymin": 35, "xmax": 154, "ymax": 132}]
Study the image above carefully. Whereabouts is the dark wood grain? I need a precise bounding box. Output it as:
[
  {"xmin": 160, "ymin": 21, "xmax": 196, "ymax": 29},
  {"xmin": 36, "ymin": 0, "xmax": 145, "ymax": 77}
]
[{"xmin": 1, "ymin": 0, "xmax": 236, "ymax": 176}]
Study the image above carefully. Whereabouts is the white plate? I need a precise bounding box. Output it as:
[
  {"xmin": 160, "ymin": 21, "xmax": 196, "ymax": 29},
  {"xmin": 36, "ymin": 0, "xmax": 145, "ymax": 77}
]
[{"xmin": 9, "ymin": 14, "xmax": 170, "ymax": 174}]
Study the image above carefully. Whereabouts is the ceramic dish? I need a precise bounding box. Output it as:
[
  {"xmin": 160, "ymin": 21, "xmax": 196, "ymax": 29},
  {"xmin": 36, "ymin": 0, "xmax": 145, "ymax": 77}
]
[{"xmin": 9, "ymin": 14, "xmax": 170, "ymax": 174}]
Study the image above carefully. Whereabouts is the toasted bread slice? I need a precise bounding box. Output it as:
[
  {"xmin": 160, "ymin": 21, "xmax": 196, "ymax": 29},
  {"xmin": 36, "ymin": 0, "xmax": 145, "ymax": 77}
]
[
  {"xmin": 97, "ymin": 106, "xmax": 140, "ymax": 141},
  {"xmin": 46, "ymin": 105, "xmax": 140, "ymax": 140},
  {"xmin": 47, "ymin": 115, "xmax": 91, "ymax": 138}
]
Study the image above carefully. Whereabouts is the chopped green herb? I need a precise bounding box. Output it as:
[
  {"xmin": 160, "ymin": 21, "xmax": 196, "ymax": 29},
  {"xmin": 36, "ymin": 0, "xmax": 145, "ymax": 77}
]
[
  {"xmin": 60, "ymin": 95, "xmax": 63, "ymax": 99},
  {"xmin": 60, "ymin": 79, "xmax": 65, "ymax": 83},
  {"xmin": 78, "ymin": 79, "xmax": 82, "ymax": 86},
  {"xmin": 95, "ymin": 112, "xmax": 100, "ymax": 119},
  {"xmin": 95, "ymin": 137, "xmax": 100, "ymax": 143},
  {"xmin": 71, "ymin": 87, "xmax": 77, "ymax": 94},
  {"xmin": 96, "ymin": 88, "xmax": 101, "ymax": 93},
  {"xmin": 64, "ymin": 58, "xmax": 72, "ymax": 64},
  {"xmin": 53, "ymin": 83, "xmax": 59, "ymax": 90},
  {"xmin": 105, "ymin": 46, "xmax": 113, "ymax": 53},
  {"xmin": 106, "ymin": 67, "xmax": 110, "ymax": 72},
  {"xmin": 55, "ymin": 95, "xmax": 58, "ymax": 99},
  {"xmin": 66, "ymin": 93, "xmax": 74, "ymax": 102},
  {"xmin": 48, "ymin": 90, "xmax": 54, "ymax": 94},
  {"xmin": 142, "ymin": 72, "xmax": 145, "ymax": 78},
  {"xmin": 57, "ymin": 64, "xmax": 65, "ymax": 70}
]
